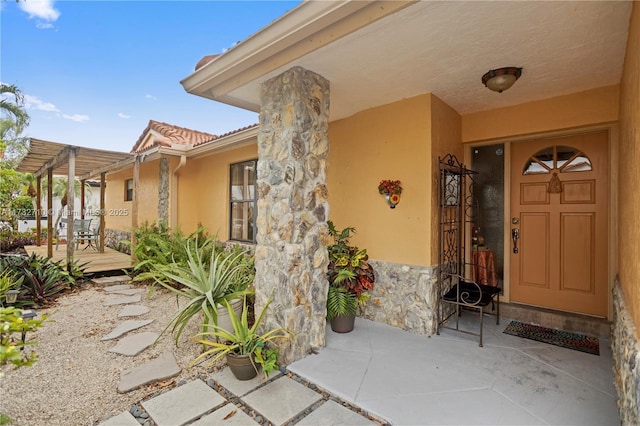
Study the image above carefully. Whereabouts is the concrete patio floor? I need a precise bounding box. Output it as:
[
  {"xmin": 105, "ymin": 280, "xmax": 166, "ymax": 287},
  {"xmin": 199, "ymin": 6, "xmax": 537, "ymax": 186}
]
[{"xmin": 289, "ymin": 314, "xmax": 619, "ymax": 425}]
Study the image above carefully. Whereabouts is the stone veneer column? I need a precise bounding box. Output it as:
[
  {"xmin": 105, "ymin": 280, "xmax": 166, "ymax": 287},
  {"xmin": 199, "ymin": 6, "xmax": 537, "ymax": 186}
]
[
  {"xmin": 158, "ymin": 158, "xmax": 169, "ymax": 222},
  {"xmin": 254, "ymin": 66, "xmax": 331, "ymax": 365}
]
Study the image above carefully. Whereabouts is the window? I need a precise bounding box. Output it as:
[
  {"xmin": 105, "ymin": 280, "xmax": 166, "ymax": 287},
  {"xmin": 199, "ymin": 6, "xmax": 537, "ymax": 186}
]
[
  {"xmin": 125, "ymin": 179, "xmax": 133, "ymax": 201},
  {"xmin": 229, "ymin": 160, "xmax": 257, "ymax": 242},
  {"xmin": 523, "ymin": 145, "xmax": 592, "ymax": 175}
]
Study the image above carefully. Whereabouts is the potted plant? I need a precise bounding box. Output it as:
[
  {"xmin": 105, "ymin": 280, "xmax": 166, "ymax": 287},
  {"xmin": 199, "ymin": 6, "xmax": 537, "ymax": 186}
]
[
  {"xmin": 148, "ymin": 238, "xmax": 255, "ymax": 345},
  {"xmin": 326, "ymin": 221, "xmax": 375, "ymax": 333},
  {"xmin": 191, "ymin": 296, "xmax": 294, "ymax": 380}
]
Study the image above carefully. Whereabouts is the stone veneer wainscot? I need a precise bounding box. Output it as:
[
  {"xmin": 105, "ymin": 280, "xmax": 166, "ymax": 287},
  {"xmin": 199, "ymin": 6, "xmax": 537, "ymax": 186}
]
[
  {"xmin": 362, "ymin": 260, "xmax": 439, "ymax": 335},
  {"xmin": 104, "ymin": 228, "xmax": 131, "ymax": 254},
  {"xmin": 612, "ymin": 282, "xmax": 640, "ymax": 424}
]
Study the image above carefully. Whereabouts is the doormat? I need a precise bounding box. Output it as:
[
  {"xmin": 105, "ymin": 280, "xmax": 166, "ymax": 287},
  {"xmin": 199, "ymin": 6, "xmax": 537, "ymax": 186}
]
[{"xmin": 503, "ymin": 320, "xmax": 600, "ymax": 355}]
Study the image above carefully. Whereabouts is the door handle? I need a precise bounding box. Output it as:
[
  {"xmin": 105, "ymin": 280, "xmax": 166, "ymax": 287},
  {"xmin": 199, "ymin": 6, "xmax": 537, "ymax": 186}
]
[{"xmin": 512, "ymin": 228, "xmax": 520, "ymax": 254}]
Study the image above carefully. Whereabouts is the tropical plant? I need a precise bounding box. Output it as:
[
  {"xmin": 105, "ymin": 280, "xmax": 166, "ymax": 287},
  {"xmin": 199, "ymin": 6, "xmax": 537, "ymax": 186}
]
[
  {"xmin": 0, "ymin": 307, "xmax": 46, "ymax": 370},
  {"xmin": 0, "ymin": 253, "xmax": 85, "ymax": 308},
  {"xmin": 148, "ymin": 239, "xmax": 255, "ymax": 345},
  {"xmin": 0, "ymin": 83, "xmax": 30, "ymax": 167},
  {"xmin": 0, "ymin": 229, "xmax": 36, "ymax": 252},
  {"xmin": 0, "ymin": 84, "xmax": 29, "ymax": 131},
  {"xmin": 9, "ymin": 195, "xmax": 33, "ymax": 218},
  {"xmin": 191, "ymin": 296, "xmax": 294, "ymax": 379},
  {"xmin": 0, "ymin": 270, "xmax": 24, "ymax": 307},
  {"xmin": 325, "ymin": 221, "xmax": 375, "ymax": 320},
  {"xmin": 0, "ymin": 306, "xmax": 47, "ymax": 425},
  {"xmin": 326, "ymin": 285, "xmax": 359, "ymax": 319},
  {"xmin": 127, "ymin": 221, "xmax": 211, "ymax": 277}
]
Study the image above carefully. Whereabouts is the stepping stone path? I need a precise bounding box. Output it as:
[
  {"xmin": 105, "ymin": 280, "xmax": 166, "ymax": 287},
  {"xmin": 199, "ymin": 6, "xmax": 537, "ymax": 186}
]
[
  {"xmin": 101, "ymin": 319, "xmax": 154, "ymax": 341},
  {"xmin": 94, "ymin": 275, "xmax": 381, "ymax": 426},
  {"xmin": 103, "ymin": 284, "xmax": 134, "ymax": 293},
  {"xmin": 109, "ymin": 331, "xmax": 159, "ymax": 356},
  {"xmin": 104, "ymin": 294, "xmax": 142, "ymax": 306},
  {"xmin": 118, "ymin": 305, "xmax": 150, "ymax": 317},
  {"xmin": 90, "ymin": 275, "xmax": 182, "ymax": 396},
  {"xmin": 118, "ymin": 352, "xmax": 181, "ymax": 393},
  {"xmin": 93, "ymin": 276, "xmax": 132, "ymax": 287},
  {"xmin": 106, "ymin": 288, "xmax": 145, "ymax": 296}
]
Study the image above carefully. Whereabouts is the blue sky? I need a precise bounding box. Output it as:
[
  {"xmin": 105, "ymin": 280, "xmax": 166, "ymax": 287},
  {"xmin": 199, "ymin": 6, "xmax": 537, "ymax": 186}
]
[{"xmin": 1, "ymin": 0, "xmax": 300, "ymax": 153}]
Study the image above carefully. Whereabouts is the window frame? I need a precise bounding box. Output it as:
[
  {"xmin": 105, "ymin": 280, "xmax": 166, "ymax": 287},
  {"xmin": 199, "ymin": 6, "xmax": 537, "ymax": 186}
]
[
  {"xmin": 228, "ymin": 159, "xmax": 257, "ymax": 243},
  {"xmin": 124, "ymin": 178, "xmax": 133, "ymax": 202}
]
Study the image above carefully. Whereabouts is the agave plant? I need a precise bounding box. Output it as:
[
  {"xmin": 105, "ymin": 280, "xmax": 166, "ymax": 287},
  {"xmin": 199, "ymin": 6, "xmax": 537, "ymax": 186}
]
[
  {"xmin": 191, "ymin": 296, "xmax": 294, "ymax": 379},
  {"xmin": 150, "ymin": 239, "xmax": 255, "ymax": 345}
]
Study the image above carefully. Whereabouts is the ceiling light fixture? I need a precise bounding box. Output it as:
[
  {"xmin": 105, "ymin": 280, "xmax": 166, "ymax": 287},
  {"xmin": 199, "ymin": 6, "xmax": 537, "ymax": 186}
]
[{"xmin": 482, "ymin": 67, "xmax": 522, "ymax": 93}]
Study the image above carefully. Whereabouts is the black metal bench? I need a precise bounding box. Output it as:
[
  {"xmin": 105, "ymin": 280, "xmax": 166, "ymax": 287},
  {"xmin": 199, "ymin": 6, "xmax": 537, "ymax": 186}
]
[{"xmin": 439, "ymin": 274, "xmax": 500, "ymax": 347}]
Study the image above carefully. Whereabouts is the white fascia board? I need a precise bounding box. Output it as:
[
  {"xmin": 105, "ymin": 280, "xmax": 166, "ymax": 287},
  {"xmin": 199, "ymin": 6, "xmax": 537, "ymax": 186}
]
[
  {"xmin": 181, "ymin": 1, "xmax": 415, "ymax": 105},
  {"xmin": 178, "ymin": 126, "xmax": 259, "ymax": 160}
]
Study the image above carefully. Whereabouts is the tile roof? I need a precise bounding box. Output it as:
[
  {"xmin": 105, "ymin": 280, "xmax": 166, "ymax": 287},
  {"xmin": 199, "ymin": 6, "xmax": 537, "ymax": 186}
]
[
  {"xmin": 195, "ymin": 54, "xmax": 221, "ymax": 71},
  {"xmin": 193, "ymin": 123, "xmax": 259, "ymax": 148},
  {"xmin": 130, "ymin": 120, "xmax": 217, "ymax": 154}
]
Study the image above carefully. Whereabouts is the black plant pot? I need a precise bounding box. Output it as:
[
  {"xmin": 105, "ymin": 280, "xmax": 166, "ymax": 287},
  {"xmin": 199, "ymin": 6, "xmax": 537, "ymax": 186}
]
[
  {"xmin": 330, "ymin": 314, "xmax": 356, "ymax": 333},
  {"xmin": 226, "ymin": 353, "xmax": 259, "ymax": 380}
]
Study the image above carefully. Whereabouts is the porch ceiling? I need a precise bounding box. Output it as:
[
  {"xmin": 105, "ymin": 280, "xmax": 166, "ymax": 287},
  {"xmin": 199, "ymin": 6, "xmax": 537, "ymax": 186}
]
[
  {"xmin": 182, "ymin": 0, "xmax": 633, "ymax": 119},
  {"xmin": 16, "ymin": 138, "xmax": 133, "ymax": 180}
]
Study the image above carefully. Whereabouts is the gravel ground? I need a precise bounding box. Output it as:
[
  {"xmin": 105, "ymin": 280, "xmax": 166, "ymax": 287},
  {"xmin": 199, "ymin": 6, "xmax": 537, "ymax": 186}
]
[{"xmin": 0, "ymin": 281, "xmax": 223, "ymax": 426}]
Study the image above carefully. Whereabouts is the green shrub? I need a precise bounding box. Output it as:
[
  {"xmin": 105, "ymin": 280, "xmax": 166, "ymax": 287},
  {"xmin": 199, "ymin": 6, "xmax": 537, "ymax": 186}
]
[
  {"xmin": 0, "ymin": 253, "xmax": 85, "ymax": 308},
  {"xmin": 0, "ymin": 229, "xmax": 36, "ymax": 252},
  {"xmin": 0, "ymin": 270, "xmax": 24, "ymax": 306},
  {"xmin": 0, "ymin": 307, "xmax": 47, "ymax": 369},
  {"xmin": 125, "ymin": 221, "xmax": 213, "ymax": 276},
  {"xmin": 0, "ymin": 306, "xmax": 47, "ymax": 425}
]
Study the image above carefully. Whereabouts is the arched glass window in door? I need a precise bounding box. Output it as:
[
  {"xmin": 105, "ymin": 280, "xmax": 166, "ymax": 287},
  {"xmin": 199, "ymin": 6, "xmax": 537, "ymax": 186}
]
[{"xmin": 523, "ymin": 145, "xmax": 592, "ymax": 175}]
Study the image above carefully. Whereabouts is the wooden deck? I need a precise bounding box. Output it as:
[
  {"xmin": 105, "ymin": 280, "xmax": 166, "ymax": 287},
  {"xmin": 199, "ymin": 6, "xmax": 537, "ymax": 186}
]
[{"xmin": 24, "ymin": 244, "xmax": 132, "ymax": 274}]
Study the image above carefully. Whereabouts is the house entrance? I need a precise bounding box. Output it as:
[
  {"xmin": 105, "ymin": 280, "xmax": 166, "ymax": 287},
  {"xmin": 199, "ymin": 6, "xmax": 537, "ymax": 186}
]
[{"xmin": 509, "ymin": 131, "xmax": 609, "ymax": 317}]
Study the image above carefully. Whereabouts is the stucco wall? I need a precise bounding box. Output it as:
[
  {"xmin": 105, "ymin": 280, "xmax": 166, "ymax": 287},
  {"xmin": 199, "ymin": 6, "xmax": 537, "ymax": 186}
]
[
  {"xmin": 461, "ymin": 85, "xmax": 619, "ymax": 143},
  {"xmin": 327, "ymin": 94, "xmax": 432, "ymax": 266},
  {"xmin": 105, "ymin": 159, "xmax": 161, "ymax": 231},
  {"xmin": 105, "ymin": 168, "xmax": 131, "ymax": 231},
  {"xmin": 176, "ymin": 144, "xmax": 258, "ymax": 239},
  {"xmin": 618, "ymin": 2, "xmax": 640, "ymax": 336},
  {"xmin": 430, "ymin": 95, "xmax": 463, "ymax": 265}
]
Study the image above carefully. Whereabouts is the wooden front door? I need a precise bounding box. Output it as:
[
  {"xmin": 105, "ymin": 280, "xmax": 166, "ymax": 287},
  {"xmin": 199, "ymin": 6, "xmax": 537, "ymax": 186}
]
[{"xmin": 510, "ymin": 131, "xmax": 608, "ymax": 317}]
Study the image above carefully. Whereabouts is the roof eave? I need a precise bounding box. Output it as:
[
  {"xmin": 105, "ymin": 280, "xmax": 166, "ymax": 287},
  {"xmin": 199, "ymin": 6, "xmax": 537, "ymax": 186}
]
[
  {"xmin": 180, "ymin": 0, "xmax": 416, "ymax": 108},
  {"xmin": 159, "ymin": 125, "xmax": 259, "ymax": 159}
]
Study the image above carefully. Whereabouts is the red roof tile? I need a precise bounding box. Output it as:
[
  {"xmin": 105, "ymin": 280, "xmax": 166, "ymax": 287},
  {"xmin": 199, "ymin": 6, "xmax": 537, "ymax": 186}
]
[
  {"xmin": 193, "ymin": 123, "xmax": 259, "ymax": 148},
  {"xmin": 130, "ymin": 120, "xmax": 217, "ymax": 154}
]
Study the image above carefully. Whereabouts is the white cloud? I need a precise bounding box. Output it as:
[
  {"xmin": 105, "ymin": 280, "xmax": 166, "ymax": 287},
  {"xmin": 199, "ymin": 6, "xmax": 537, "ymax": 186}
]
[
  {"xmin": 118, "ymin": 113, "xmax": 131, "ymax": 119},
  {"xmin": 62, "ymin": 114, "xmax": 89, "ymax": 123},
  {"xmin": 145, "ymin": 94, "xmax": 157, "ymax": 101},
  {"xmin": 18, "ymin": 0, "xmax": 60, "ymax": 21},
  {"xmin": 36, "ymin": 22, "xmax": 55, "ymax": 30},
  {"xmin": 23, "ymin": 94, "xmax": 60, "ymax": 112}
]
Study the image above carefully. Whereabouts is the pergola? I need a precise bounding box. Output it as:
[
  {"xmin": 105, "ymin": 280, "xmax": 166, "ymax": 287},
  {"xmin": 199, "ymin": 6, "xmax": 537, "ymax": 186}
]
[{"xmin": 16, "ymin": 138, "xmax": 134, "ymax": 265}]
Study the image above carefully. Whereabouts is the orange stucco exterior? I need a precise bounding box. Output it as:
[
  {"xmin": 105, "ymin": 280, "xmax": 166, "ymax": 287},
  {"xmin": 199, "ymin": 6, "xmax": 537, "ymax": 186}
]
[
  {"xmin": 327, "ymin": 93, "xmax": 460, "ymax": 267},
  {"xmin": 175, "ymin": 145, "xmax": 258, "ymax": 238},
  {"xmin": 462, "ymin": 85, "xmax": 619, "ymax": 143},
  {"xmin": 618, "ymin": 2, "xmax": 640, "ymax": 333},
  {"xmin": 106, "ymin": 160, "xmax": 160, "ymax": 231},
  {"xmin": 104, "ymin": 4, "xmax": 640, "ymax": 333}
]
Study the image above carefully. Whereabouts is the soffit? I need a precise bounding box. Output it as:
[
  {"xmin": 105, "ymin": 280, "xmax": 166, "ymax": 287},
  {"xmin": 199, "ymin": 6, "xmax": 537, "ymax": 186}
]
[{"xmin": 184, "ymin": 1, "xmax": 632, "ymax": 119}]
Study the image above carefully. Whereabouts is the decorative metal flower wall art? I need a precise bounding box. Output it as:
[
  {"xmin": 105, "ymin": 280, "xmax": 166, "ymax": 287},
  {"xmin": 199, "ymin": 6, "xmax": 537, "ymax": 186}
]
[{"xmin": 378, "ymin": 179, "xmax": 402, "ymax": 208}]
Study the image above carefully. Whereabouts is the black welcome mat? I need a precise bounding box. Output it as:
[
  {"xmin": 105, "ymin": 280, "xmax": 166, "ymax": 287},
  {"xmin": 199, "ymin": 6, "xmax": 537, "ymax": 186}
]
[{"xmin": 503, "ymin": 320, "xmax": 600, "ymax": 355}]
